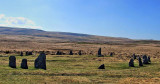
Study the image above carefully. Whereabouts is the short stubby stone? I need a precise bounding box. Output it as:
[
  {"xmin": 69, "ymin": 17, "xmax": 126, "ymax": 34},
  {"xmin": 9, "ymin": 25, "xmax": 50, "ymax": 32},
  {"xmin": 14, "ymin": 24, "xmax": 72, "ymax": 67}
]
[
  {"xmin": 34, "ymin": 52, "xmax": 46, "ymax": 70},
  {"xmin": 138, "ymin": 57, "xmax": 143, "ymax": 66},
  {"xmin": 9, "ymin": 56, "xmax": 16, "ymax": 68},
  {"xmin": 21, "ymin": 59, "xmax": 28, "ymax": 69},
  {"xmin": 110, "ymin": 52, "xmax": 114, "ymax": 56},
  {"xmin": 69, "ymin": 50, "xmax": 73, "ymax": 55},
  {"xmin": 98, "ymin": 64, "xmax": 105, "ymax": 69},
  {"xmin": 129, "ymin": 59, "xmax": 134, "ymax": 67},
  {"xmin": 143, "ymin": 55, "xmax": 149, "ymax": 64},
  {"xmin": 26, "ymin": 51, "xmax": 33, "ymax": 56},
  {"xmin": 78, "ymin": 50, "xmax": 82, "ymax": 55},
  {"xmin": 20, "ymin": 52, "xmax": 23, "ymax": 56},
  {"xmin": 56, "ymin": 51, "xmax": 62, "ymax": 55}
]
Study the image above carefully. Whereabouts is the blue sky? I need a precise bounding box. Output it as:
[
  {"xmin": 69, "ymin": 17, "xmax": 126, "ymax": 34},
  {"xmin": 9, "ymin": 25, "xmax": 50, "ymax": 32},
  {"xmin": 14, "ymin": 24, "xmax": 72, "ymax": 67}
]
[{"xmin": 0, "ymin": 0, "xmax": 160, "ymax": 40}]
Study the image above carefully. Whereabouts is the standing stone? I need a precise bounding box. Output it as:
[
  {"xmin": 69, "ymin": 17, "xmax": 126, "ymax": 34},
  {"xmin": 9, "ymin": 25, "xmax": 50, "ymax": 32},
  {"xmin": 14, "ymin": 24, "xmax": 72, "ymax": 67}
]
[
  {"xmin": 138, "ymin": 57, "xmax": 143, "ymax": 66},
  {"xmin": 143, "ymin": 55, "xmax": 149, "ymax": 64},
  {"xmin": 98, "ymin": 48, "xmax": 101, "ymax": 56},
  {"xmin": 98, "ymin": 64, "xmax": 105, "ymax": 69},
  {"xmin": 56, "ymin": 51, "xmax": 62, "ymax": 55},
  {"xmin": 28, "ymin": 52, "xmax": 33, "ymax": 55},
  {"xmin": 20, "ymin": 52, "xmax": 23, "ymax": 56},
  {"xmin": 110, "ymin": 52, "xmax": 114, "ymax": 56},
  {"xmin": 129, "ymin": 59, "xmax": 134, "ymax": 67},
  {"xmin": 9, "ymin": 56, "xmax": 16, "ymax": 68},
  {"xmin": 21, "ymin": 59, "xmax": 28, "ymax": 69},
  {"xmin": 34, "ymin": 52, "xmax": 46, "ymax": 70},
  {"xmin": 26, "ymin": 51, "xmax": 29, "ymax": 56},
  {"xmin": 78, "ymin": 50, "xmax": 82, "ymax": 55},
  {"xmin": 148, "ymin": 56, "xmax": 151, "ymax": 64},
  {"xmin": 69, "ymin": 50, "xmax": 73, "ymax": 55},
  {"xmin": 133, "ymin": 54, "xmax": 136, "ymax": 59}
]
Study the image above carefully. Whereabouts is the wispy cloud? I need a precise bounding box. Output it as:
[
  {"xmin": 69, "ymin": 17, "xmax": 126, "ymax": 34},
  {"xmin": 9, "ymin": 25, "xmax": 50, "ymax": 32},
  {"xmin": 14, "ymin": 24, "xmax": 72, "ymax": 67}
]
[{"xmin": 0, "ymin": 14, "xmax": 43, "ymax": 29}]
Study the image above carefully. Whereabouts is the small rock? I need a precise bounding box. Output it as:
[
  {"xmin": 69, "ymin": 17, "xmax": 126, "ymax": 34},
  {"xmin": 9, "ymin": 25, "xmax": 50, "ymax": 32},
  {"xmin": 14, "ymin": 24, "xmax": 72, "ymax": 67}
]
[{"xmin": 98, "ymin": 64, "xmax": 105, "ymax": 69}]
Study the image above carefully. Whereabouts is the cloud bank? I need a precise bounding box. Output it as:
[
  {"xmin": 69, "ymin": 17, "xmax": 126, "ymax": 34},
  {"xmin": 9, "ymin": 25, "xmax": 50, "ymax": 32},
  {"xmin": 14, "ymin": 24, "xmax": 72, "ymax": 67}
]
[{"xmin": 0, "ymin": 14, "xmax": 42, "ymax": 29}]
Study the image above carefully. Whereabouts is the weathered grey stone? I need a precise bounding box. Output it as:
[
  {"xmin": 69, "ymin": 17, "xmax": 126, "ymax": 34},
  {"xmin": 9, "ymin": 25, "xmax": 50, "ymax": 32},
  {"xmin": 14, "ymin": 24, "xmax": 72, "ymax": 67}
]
[
  {"xmin": 78, "ymin": 50, "xmax": 82, "ymax": 55},
  {"xmin": 98, "ymin": 48, "xmax": 101, "ymax": 56},
  {"xmin": 21, "ymin": 59, "xmax": 28, "ymax": 69},
  {"xmin": 26, "ymin": 51, "xmax": 33, "ymax": 56},
  {"xmin": 56, "ymin": 51, "xmax": 62, "ymax": 55},
  {"xmin": 133, "ymin": 54, "xmax": 136, "ymax": 59},
  {"xmin": 69, "ymin": 50, "xmax": 73, "ymax": 55},
  {"xmin": 143, "ymin": 55, "xmax": 149, "ymax": 64},
  {"xmin": 110, "ymin": 52, "xmax": 114, "ymax": 56},
  {"xmin": 129, "ymin": 59, "xmax": 134, "ymax": 67},
  {"xmin": 138, "ymin": 57, "xmax": 143, "ymax": 66},
  {"xmin": 148, "ymin": 56, "xmax": 151, "ymax": 64},
  {"xmin": 20, "ymin": 52, "xmax": 23, "ymax": 56},
  {"xmin": 9, "ymin": 56, "xmax": 16, "ymax": 68},
  {"xmin": 98, "ymin": 64, "xmax": 105, "ymax": 69},
  {"xmin": 34, "ymin": 52, "xmax": 46, "ymax": 70}
]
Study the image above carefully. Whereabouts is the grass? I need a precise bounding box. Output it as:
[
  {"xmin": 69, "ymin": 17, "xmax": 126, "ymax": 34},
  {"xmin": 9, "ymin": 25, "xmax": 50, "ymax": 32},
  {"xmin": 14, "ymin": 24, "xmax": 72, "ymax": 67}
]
[{"xmin": 0, "ymin": 54, "xmax": 160, "ymax": 84}]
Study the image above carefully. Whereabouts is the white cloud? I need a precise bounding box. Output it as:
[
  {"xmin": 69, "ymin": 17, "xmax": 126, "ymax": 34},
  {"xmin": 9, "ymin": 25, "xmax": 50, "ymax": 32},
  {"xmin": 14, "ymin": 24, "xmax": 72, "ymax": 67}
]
[
  {"xmin": 0, "ymin": 14, "xmax": 43, "ymax": 29},
  {"xmin": 0, "ymin": 14, "xmax": 5, "ymax": 19}
]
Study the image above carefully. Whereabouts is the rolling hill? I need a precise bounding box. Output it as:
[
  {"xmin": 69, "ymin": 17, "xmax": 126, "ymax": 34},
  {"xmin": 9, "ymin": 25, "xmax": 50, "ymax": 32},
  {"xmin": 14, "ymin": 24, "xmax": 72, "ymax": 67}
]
[{"xmin": 0, "ymin": 26, "xmax": 132, "ymax": 43}]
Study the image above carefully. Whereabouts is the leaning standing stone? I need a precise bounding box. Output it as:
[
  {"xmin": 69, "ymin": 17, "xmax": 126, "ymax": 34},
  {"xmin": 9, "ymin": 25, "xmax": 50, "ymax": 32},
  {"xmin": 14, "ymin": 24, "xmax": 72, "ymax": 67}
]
[
  {"xmin": 138, "ymin": 57, "xmax": 143, "ymax": 66},
  {"xmin": 98, "ymin": 64, "xmax": 105, "ymax": 69},
  {"xmin": 21, "ymin": 59, "xmax": 28, "ymax": 69},
  {"xmin": 129, "ymin": 59, "xmax": 134, "ymax": 67},
  {"xmin": 9, "ymin": 56, "xmax": 16, "ymax": 68},
  {"xmin": 34, "ymin": 52, "xmax": 46, "ymax": 70}
]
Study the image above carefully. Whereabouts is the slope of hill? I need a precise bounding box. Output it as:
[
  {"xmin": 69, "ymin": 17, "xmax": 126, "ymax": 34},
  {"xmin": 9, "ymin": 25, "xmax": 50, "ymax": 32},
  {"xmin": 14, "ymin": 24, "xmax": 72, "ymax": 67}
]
[{"xmin": 0, "ymin": 27, "xmax": 132, "ymax": 43}]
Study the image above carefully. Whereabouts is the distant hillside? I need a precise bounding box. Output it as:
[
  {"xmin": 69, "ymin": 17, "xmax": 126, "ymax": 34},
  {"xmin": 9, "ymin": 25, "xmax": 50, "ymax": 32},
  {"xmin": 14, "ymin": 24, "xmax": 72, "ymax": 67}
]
[{"xmin": 0, "ymin": 27, "xmax": 132, "ymax": 43}]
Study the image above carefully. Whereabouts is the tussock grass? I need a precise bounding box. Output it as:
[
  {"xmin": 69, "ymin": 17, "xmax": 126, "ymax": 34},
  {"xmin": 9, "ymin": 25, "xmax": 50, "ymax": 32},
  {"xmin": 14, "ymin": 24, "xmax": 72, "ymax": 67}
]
[{"xmin": 0, "ymin": 54, "xmax": 159, "ymax": 84}]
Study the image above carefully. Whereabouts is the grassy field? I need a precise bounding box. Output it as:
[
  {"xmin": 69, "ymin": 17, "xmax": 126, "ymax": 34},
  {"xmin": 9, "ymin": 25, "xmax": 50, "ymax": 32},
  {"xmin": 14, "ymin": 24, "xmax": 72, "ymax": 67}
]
[{"xmin": 0, "ymin": 54, "xmax": 160, "ymax": 84}]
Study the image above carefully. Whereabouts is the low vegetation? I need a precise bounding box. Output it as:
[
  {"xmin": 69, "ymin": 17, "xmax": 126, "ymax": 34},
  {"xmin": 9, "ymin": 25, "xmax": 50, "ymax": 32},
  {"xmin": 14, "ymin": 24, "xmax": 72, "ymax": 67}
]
[{"xmin": 0, "ymin": 54, "xmax": 160, "ymax": 84}]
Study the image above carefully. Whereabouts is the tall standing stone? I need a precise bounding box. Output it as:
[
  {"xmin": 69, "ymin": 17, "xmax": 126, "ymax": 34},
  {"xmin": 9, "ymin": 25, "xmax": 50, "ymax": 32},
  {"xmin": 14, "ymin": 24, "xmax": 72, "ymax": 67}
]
[
  {"xmin": 34, "ymin": 52, "xmax": 46, "ymax": 70},
  {"xmin": 21, "ymin": 59, "xmax": 28, "ymax": 69},
  {"xmin": 69, "ymin": 50, "xmax": 73, "ymax": 55},
  {"xmin": 143, "ymin": 55, "xmax": 149, "ymax": 64},
  {"xmin": 9, "ymin": 56, "xmax": 16, "ymax": 68},
  {"xmin": 138, "ymin": 57, "xmax": 143, "ymax": 66},
  {"xmin": 129, "ymin": 59, "xmax": 134, "ymax": 67},
  {"xmin": 98, "ymin": 48, "xmax": 101, "ymax": 56},
  {"xmin": 98, "ymin": 64, "xmax": 105, "ymax": 69},
  {"xmin": 148, "ymin": 56, "xmax": 151, "ymax": 64}
]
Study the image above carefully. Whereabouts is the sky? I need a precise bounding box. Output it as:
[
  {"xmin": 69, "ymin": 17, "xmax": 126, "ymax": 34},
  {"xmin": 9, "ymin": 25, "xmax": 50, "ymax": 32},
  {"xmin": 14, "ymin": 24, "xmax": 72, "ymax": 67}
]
[{"xmin": 0, "ymin": 0, "xmax": 160, "ymax": 40}]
